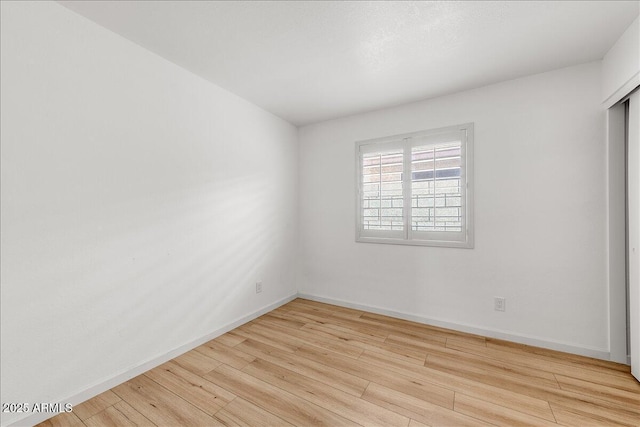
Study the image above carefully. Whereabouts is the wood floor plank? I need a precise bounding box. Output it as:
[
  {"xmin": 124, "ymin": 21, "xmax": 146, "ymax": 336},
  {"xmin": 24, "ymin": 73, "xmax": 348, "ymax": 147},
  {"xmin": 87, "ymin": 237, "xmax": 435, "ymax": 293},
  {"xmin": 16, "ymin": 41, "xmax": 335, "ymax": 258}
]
[
  {"xmin": 447, "ymin": 338, "xmax": 636, "ymax": 389},
  {"xmin": 285, "ymin": 302, "xmax": 334, "ymax": 319},
  {"xmin": 263, "ymin": 310, "xmax": 392, "ymax": 359},
  {"xmin": 72, "ymin": 389, "xmax": 122, "ymax": 420},
  {"xmin": 423, "ymin": 352, "xmax": 640, "ymax": 424},
  {"xmin": 316, "ymin": 313, "xmax": 391, "ymax": 340},
  {"xmin": 362, "ymin": 319, "xmax": 447, "ymax": 347},
  {"xmin": 265, "ymin": 309, "xmax": 329, "ymax": 328},
  {"xmin": 235, "ymin": 322, "xmax": 303, "ymax": 352},
  {"xmin": 544, "ymin": 393, "xmax": 640, "ymax": 427},
  {"xmin": 362, "ymin": 382, "xmax": 493, "ymax": 427},
  {"xmin": 301, "ymin": 321, "xmax": 387, "ymax": 344},
  {"xmin": 111, "ymin": 401, "xmax": 156, "ymax": 427},
  {"xmin": 243, "ymin": 358, "xmax": 410, "ymax": 427},
  {"xmin": 446, "ymin": 336, "xmax": 488, "ymax": 351},
  {"xmin": 112, "ymin": 375, "xmax": 220, "ymax": 426},
  {"xmin": 204, "ymin": 364, "xmax": 359, "ymax": 426},
  {"xmin": 295, "ymin": 344, "xmax": 456, "ymax": 410},
  {"xmin": 425, "ymin": 352, "xmax": 561, "ymax": 392},
  {"xmin": 300, "ymin": 325, "xmax": 390, "ymax": 353},
  {"xmin": 386, "ymin": 331, "xmax": 638, "ymax": 420},
  {"xmin": 358, "ymin": 312, "xmax": 484, "ymax": 343},
  {"xmin": 269, "ymin": 310, "xmax": 388, "ymax": 340},
  {"xmin": 384, "ymin": 329, "xmax": 450, "ymax": 348},
  {"xmin": 549, "ymin": 403, "xmax": 632, "ymax": 427},
  {"xmin": 554, "ymin": 374, "xmax": 640, "ymax": 409},
  {"xmin": 248, "ymin": 317, "xmax": 364, "ymax": 358},
  {"xmin": 385, "ymin": 333, "xmax": 447, "ymax": 352},
  {"xmin": 258, "ymin": 313, "xmax": 307, "ymax": 329},
  {"xmin": 360, "ymin": 348, "xmax": 426, "ymax": 372},
  {"xmin": 84, "ymin": 405, "xmax": 138, "ymax": 427},
  {"xmin": 550, "ymin": 402, "xmax": 640, "ymax": 427},
  {"xmin": 173, "ymin": 349, "xmax": 222, "ymax": 376},
  {"xmin": 353, "ymin": 339, "xmax": 428, "ymax": 365},
  {"xmin": 235, "ymin": 338, "xmax": 370, "ymax": 397},
  {"xmin": 419, "ymin": 337, "xmax": 559, "ymax": 386},
  {"xmin": 214, "ymin": 332, "xmax": 246, "ymax": 348},
  {"xmin": 280, "ymin": 308, "xmax": 333, "ymax": 324},
  {"xmin": 213, "ymin": 397, "xmax": 295, "ymax": 427},
  {"xmin": 194, "ymin": 340, "xmax": 256, "ymax": 370},
  {"xmin": 329, "ymin": 309, "xmax": 365, "ymax": 321},
  {"xmin": 486, "ymin": 338, "xmax": 631, "ymax": 374},
  {"xmin": 37, "ymin": 412, "xmax": 85, "ymax": 427},
  {"xmin": 357, "ymin": 346, "xmax": 557, "ymax": 422},
  {"xmin": 83, "ymin": 401, "xmax": 157, "ymax": 427},
  {"xmin": 454, "ymin": 393, "xmax": 558, "ymax": 427},
  {"xmin": 555, "ymin": 366, "xmax": 640, "ymax": 393},
  {"xmin": 144, "ymin": 360, "xmax": 235, "ymax": 415}
]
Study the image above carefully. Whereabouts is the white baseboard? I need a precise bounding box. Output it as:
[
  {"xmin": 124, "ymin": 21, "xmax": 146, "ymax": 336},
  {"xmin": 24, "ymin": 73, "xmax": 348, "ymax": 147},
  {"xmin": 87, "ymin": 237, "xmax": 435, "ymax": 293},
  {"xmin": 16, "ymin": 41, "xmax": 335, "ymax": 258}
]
[
  {"xmin": 9, "ymin": 293, "xmax": 297, "ymax": 427},
  {"xmin": 297, "ymin": 293, "xmax": 611, "ymax": 361}
]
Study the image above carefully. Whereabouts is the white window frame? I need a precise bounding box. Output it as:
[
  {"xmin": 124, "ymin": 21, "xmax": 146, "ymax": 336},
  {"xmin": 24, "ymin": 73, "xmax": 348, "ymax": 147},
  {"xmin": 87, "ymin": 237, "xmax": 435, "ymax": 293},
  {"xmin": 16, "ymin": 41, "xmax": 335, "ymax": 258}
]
[{"xmin": 355, "ymin": 123, "xmax": 474, "ymax": 248}]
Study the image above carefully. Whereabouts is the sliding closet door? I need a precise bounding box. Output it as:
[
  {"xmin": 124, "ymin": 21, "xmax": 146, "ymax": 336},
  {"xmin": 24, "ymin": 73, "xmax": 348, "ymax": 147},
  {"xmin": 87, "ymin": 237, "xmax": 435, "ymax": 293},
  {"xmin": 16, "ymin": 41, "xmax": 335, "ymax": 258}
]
[{"xmin": 629, "ymin": 90, "xmax": 639, "ymax": 381}]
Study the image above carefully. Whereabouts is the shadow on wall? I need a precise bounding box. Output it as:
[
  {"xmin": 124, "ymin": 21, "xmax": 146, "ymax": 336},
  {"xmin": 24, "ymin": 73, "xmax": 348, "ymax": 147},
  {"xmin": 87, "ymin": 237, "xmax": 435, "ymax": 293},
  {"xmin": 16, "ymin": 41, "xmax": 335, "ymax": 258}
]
[{"xmin": 2, "ymin": 172, "xmax": 287, "ymax": 409}]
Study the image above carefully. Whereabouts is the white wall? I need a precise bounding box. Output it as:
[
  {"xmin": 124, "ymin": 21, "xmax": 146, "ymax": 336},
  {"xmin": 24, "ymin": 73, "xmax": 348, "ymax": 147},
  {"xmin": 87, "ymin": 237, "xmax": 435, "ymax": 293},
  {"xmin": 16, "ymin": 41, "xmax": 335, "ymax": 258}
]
[
  {"xmin": 298, "ymin": 62, "xmax": 608, "ymax": 356},
  {"xmin": 602, "ymin": 16, "xmax": 639, "ymax": 107},
  {"xmin": 0, "ymin": 2, "xmax": 298, "ymax": 425}
]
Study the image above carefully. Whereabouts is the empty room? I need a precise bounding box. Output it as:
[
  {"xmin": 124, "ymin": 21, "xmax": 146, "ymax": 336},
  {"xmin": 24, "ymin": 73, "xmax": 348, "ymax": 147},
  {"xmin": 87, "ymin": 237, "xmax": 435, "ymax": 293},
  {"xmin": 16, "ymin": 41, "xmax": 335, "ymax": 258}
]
[{"xmin": 2, "ymin": 1, "xmax": 640, "ymax": 426}]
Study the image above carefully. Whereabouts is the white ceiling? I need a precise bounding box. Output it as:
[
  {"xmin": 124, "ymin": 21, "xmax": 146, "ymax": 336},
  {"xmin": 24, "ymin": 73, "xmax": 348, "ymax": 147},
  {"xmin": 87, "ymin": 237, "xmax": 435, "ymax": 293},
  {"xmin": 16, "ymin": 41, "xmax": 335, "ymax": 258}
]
[{"xmin": 58, "ymin": 1, "xmax": 639, "ymax": 126}]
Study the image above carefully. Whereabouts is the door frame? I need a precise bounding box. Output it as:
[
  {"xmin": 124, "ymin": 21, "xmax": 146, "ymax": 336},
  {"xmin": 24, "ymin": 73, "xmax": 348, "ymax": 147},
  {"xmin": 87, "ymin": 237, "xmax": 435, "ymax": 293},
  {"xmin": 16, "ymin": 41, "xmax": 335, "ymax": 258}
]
[{"xmin": 607, "ymin": 102, "xmax": 629, "ymax": 364}]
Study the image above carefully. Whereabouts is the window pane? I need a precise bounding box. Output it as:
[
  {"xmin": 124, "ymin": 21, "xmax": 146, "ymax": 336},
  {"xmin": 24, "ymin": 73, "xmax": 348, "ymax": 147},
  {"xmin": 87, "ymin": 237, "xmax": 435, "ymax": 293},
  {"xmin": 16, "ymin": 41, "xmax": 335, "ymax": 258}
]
[
  {"xmin": 362, "ymin": 150, "xmax": 404, "ymax": 231},
  {"xmin": 411, "ymin": 142, "xmax": 462, "ymax": 232}
]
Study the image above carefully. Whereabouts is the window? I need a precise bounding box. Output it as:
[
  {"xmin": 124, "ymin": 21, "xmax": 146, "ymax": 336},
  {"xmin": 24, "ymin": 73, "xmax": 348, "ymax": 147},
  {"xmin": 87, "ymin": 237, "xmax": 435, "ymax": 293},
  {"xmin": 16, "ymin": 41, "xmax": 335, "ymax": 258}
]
[{"xmin": 356, "ymin": 123, "xmax": 474, "ymax": 248}]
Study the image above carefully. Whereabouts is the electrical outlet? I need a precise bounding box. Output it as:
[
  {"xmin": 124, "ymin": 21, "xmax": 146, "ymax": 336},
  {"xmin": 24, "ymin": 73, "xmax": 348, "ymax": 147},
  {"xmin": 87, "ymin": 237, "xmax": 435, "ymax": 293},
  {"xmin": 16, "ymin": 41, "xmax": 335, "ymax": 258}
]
[
  {"xmin": 256, "ymin": 281, "xmax": 262, "ymax": 294},
  {"xmin": 494, "ymin": 297, "xmax": 506, "ymax": 312}
]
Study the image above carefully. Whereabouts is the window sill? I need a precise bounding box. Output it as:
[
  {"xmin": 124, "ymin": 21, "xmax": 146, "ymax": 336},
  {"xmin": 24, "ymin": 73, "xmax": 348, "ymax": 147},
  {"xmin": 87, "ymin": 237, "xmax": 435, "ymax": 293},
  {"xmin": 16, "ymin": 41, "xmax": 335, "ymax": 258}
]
[{"xmin": 355, "ymin": 236, "xmax": 474, "ymax": 249}]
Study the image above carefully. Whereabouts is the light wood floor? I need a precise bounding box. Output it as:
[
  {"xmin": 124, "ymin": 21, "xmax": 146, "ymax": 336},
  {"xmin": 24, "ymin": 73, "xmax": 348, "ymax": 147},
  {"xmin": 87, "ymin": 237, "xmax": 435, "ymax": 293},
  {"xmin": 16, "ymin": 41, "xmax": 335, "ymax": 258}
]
[{"xmin": 40, "ymin": 298, "xmax": 640, "ymax": 427}]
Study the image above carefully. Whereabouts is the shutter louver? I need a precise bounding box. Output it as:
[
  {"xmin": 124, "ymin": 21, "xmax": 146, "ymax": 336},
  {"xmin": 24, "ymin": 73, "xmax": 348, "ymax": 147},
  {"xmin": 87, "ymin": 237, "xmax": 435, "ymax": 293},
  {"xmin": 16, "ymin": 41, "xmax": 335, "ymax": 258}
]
[
  {"xmin": 411, "ymin": 142, "xmax": 463, "ymax": 232},
  {"xmin": 361, "ymin": 150, "xmax": 404, "ymax": 231}
]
